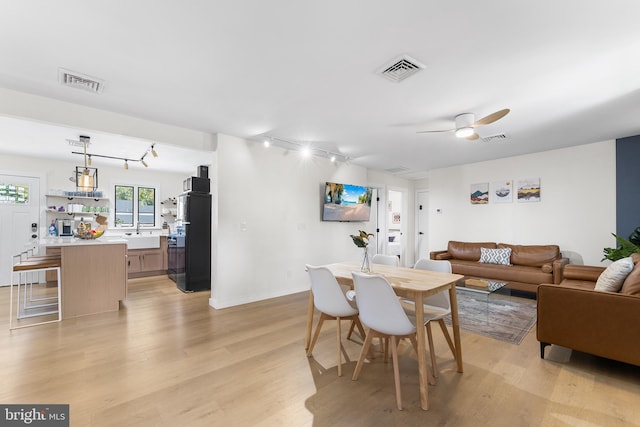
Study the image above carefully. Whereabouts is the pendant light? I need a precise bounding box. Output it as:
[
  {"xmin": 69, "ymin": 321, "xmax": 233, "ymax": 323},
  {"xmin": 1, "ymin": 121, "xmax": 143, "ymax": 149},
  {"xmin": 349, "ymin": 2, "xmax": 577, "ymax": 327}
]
[{"xmin": 76, "ymin": 135, "xmax": 98, "ymax": 193}]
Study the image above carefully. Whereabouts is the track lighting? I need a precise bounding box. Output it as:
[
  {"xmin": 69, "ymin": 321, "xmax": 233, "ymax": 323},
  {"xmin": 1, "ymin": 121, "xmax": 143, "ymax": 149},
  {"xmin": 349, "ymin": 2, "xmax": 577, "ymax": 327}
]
[
  {"xmin": 73, "ymin": 143, "xmax": 159, "ymax": 169},
  {"xmin": 259, "ymin": 135, "xmax": 348, "ymax": 163}
]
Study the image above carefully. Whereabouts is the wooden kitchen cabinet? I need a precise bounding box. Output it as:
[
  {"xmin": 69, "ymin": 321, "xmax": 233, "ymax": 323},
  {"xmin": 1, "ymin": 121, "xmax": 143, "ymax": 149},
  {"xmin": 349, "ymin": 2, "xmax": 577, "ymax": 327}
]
[
  {"xmin": 127, "ymin": 253, "xmax": 142, "ymax": 273},
  {"xmin": 127, "ymin": 237, "xmax": 168, "ymax": 278}
]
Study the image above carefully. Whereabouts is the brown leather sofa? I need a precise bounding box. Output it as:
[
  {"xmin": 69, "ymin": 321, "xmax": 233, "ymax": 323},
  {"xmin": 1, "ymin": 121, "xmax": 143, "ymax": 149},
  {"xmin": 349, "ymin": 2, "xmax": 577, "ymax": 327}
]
[
  {"xmin": 537, "ymin": 253, "xmax": 640, "ymax": 367},
  {"xmin": 430, "ymin": 241, "xmax": 568, "ymax": 293}
]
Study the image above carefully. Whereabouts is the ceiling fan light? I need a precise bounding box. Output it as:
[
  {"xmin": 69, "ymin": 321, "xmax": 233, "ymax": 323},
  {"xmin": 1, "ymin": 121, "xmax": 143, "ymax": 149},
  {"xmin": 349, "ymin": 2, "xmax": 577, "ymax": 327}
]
[{"xmin": 455, "ymin": 127, "xmax": 475, "ymax": 138}]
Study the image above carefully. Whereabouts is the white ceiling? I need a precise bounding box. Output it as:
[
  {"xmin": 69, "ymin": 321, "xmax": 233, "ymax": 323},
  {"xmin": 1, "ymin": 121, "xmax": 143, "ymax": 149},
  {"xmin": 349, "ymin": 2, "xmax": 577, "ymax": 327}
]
[{"xmin": 1, "ymin": 1, "xmax": 640, "ymax": 179}]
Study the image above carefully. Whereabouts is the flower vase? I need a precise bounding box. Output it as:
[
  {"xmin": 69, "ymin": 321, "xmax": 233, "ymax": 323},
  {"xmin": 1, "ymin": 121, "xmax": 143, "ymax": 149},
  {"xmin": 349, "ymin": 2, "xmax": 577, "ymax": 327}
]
[{"xmin": 361, "ymin": 247, "xmax": 371, "ymax": 273}]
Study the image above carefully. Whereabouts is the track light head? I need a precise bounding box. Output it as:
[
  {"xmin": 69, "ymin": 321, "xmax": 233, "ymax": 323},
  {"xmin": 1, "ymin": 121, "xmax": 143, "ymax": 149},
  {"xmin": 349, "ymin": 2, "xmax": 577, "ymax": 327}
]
[
  {"xmin": 124, "ymin": 160, "xmax": 129, "ymax": 170},
  {"xmin": 151, "ymin": 145, "xmax": 158, "ymax": 157},
  {"xmin": 141, "ymin": 159, "xmax": 148, "ymax": 167}
]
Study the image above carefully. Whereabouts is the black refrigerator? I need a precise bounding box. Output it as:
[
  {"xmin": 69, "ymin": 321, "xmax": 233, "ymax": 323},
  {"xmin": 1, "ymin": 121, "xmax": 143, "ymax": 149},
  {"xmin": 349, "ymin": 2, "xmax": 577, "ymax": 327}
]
[{"xmin": 173, "ymin": 177, "xmax": 211, "ymax": 292}]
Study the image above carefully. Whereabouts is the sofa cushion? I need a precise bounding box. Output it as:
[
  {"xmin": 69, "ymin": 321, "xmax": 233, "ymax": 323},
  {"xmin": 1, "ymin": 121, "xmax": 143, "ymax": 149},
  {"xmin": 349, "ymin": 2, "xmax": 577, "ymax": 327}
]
[
  {"xmin": 479, "ymin": 247, "xmax": 511, "ymax": 265},
  {"xmin": 595, "ymin": 257, "xmax": 634, "ymax": 292},
  {"xmin": 448, "ymin": 241, "xmax": 496, "ymax": 261},
  {"xmin": 448, "ymin": 259, "xmax": 553, "ymax": 286},
  {"xmin": 497, "ymin": 243, "xmax": 560, "ymax": 267},
  {"xmin": 620, "ymin": 253, "xmax": 640, "ymax": 296}
]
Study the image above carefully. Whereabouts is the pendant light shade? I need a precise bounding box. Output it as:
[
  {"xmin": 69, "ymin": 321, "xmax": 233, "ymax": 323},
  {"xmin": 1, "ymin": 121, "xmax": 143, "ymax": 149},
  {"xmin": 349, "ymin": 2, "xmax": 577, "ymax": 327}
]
[{"xmin": 76, "ymin": 136, "xmax": 98, "ymax": 193}]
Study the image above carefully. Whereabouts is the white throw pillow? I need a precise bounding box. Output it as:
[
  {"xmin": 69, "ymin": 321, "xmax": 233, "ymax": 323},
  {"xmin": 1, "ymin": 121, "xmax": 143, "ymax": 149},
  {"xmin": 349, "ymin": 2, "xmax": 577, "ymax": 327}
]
[
  {"xmin": 595, "ymin": 257, "xmax": 634, "ymax": 292},
  {"xmin": 479, "ymin": 247, "xmax": 512, "ymax": 266}
]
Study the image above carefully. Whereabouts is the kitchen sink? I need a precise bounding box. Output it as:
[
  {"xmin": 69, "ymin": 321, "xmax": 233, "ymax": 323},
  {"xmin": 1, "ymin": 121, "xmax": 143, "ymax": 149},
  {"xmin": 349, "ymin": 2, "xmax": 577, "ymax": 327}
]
[{"xmin": 120, "ymin": 234, "xmax": 160, "ymax": 249}]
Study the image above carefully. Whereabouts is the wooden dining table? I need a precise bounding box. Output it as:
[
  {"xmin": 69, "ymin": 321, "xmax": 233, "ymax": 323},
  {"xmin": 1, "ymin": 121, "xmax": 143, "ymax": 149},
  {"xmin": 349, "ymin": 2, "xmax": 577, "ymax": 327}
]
[{"xmin": 304, "ymin": 261, "xmax": 464, "ymax": 411}]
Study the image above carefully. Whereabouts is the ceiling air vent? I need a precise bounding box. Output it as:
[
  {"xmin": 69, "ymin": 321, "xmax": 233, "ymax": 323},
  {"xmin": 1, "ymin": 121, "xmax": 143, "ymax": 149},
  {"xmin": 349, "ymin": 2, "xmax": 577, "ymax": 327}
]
[
  {"xmin": 58, "ymin": 68, "xmax": 105, "ymax": 94},
  {"xmin": 384, "ymin": 166, "xmax": 411, "ymax": 174},
  {"xmin": 377, "ymin": 55, "xmax": 426, "ymax": 82},
  {"xmin": 481, "ymin": 133, "xmax": 508, "ymax": 143}
]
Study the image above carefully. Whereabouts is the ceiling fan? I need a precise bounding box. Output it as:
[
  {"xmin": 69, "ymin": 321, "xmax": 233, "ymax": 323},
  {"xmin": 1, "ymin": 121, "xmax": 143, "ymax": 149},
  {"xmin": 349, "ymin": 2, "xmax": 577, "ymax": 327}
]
[{"xmin": 417, "ymin": 108, "xmax": 510, "ymax": 140}]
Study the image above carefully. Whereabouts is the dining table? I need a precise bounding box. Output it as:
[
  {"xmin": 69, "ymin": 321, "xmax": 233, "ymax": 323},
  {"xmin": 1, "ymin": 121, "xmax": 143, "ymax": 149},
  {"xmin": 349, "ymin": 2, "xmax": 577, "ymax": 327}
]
[{"xmin": 304, "ymin": 261, "xmax": 464, "ymax": 411}]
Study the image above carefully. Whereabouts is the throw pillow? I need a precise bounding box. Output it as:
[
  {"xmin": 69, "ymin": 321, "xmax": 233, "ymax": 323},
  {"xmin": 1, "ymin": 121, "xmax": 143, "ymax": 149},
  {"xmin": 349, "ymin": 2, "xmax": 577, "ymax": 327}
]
[
  {"xmin": 479, "ymin": 247, "xmax": 511, "ymax": 266},
  {"xmin": 620, "ymin": 253, "xmax": 640, "ymax": 295},
  {"xmin": 594, "ymin": 257, "xmax": 634, "ymax": 292}
]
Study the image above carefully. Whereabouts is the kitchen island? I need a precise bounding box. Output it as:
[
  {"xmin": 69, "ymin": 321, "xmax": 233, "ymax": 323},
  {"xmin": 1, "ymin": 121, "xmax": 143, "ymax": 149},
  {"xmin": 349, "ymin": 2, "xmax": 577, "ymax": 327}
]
[{"xmin": 40, "ymin": 237, "xmax": 128, "ymax": 319}]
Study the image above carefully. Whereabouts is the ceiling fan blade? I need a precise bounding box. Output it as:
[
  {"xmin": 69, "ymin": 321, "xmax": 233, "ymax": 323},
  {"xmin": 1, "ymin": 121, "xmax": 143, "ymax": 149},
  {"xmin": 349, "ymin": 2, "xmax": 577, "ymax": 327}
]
[
  {"xmin": 416, "ymin": 128, "xmax": 454, "ymax": 134},
  {"xmin": 472, "ymin": 108, "xmax": 510, "ymax": 127},
  {"xmin": 465, "ymin": 133, "xmax": 479, "ymax": 141}
]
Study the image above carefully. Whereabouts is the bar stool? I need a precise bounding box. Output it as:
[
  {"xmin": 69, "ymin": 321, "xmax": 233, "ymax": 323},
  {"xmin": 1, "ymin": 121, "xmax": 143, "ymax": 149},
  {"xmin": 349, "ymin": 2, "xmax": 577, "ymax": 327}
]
[{"xmin": 9, "ymin": 250, "xmax": 62, "ymax": 329}]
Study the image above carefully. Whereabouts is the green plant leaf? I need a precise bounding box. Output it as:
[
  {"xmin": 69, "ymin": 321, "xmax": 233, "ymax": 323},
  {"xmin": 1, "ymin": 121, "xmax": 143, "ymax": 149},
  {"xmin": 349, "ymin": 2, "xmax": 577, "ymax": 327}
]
[{"xmin": 602, "ymin": 232, "xmax": 640, "ymax": 261}]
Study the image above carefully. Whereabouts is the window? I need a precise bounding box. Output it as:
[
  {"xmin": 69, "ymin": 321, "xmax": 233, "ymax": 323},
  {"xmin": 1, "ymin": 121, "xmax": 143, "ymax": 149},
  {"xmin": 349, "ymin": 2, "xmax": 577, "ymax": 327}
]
[
  {"xmin": 0, "ymin": 182, "xmax": 29, "ymax": 204},
  {"xmin": 114, "ymin": 185, "xmax": 156, "ymax": 227}
]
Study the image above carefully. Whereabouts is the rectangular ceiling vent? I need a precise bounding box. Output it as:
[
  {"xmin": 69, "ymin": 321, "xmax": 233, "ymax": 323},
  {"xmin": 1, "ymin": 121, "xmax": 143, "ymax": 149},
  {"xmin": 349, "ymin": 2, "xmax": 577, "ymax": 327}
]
[
  {"xmin": 481, "ymin": 133, "xmax": 509, "ymax": 143},
  {"xmin": 377, "ymin": 55, "xmax": 426, "ymax": 82},
  {"xmin": 384, "ymin": 166, "xmax": 411, "ymax": 174},
  {"xmin": 66, "ymin": 138, "xmax": 92, "ymax": 148},
  {"xmin": 59, "ymin": 68, "xmax": 105, "ymax": 94}
]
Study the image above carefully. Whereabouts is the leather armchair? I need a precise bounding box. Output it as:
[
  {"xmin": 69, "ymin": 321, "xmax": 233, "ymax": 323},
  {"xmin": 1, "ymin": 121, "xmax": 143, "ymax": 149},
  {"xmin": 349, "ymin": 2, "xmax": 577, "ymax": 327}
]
[{"xmin": 537, "ymin": 257, "xmax": 640, "ymax": 367}]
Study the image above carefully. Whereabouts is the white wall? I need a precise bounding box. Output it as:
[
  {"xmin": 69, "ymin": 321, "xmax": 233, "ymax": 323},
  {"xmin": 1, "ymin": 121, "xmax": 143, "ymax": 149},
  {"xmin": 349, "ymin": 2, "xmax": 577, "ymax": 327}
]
[
  {"xmin": 210, "ymin": 134, "xmax": 378, "ymax": 308},
  {"xmin": 428, "ymin": 140, "xmax": 616, "ymax": 265}
]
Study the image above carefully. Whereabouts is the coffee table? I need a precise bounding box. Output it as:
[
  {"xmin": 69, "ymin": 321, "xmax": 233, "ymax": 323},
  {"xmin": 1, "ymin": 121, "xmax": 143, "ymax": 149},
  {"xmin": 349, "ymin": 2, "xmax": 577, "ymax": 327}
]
[
  {"xmin": 457, "ymin": 277, "xmax": 511, "ymax": 295},
  {"xmin": 455, "ymin": 278, "xmax": 513, "ymax": 323}
]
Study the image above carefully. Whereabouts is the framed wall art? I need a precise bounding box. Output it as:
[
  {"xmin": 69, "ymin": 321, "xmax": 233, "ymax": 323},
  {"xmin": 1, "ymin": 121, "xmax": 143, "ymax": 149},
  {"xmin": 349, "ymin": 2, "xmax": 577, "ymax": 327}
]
[
  {"xmin": 491, "ymin": 180, "xmax": 513, "ymax": 203},
  {"xmin": 470, "ymin": 183, "xmax": 489, "ymax": 204},
  {"xmin": 517, "ymin": 177, "xmax": 541, "ymax": 202}
]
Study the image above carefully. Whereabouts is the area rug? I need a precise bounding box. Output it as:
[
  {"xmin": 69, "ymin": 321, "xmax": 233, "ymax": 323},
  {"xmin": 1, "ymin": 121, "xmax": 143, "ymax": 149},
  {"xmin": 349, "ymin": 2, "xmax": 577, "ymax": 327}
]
[{"xmin": 443, "ymin": 290, "xmax": 537, "ymax": 345}]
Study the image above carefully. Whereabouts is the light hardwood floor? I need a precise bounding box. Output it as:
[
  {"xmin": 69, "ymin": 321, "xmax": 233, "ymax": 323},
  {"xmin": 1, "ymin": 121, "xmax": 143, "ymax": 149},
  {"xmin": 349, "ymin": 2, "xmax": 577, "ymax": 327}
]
[{"xmin": 1, "ymin": 276, "xmax": 639, "ymax": 426}]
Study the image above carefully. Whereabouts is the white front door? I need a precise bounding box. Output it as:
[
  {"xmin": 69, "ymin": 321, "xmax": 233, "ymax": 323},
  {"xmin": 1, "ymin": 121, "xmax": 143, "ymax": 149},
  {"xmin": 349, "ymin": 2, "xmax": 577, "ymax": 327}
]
[{"xmin": 0, "ymin": 173, "xmax": 41, "ymax": 286}]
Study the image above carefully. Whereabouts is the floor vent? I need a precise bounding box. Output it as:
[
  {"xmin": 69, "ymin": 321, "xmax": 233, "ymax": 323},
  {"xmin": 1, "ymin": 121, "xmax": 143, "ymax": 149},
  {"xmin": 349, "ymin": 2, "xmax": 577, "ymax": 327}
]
[
  {"xmin": 377, "ymin": 55, "xmax": 426, "ymax": 82},
  {"xmin": 59, "ymin": 68, "xmax": 105, "ymax": 94},
  {"xmin": 481, "ymin": 133, "xmax": 508, "ymax": 143}
]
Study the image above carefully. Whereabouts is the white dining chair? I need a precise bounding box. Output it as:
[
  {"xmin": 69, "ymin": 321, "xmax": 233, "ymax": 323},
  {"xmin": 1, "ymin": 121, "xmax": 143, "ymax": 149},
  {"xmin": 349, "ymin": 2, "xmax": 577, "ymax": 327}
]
[
  {"xmin": 346, "ymin": 253, "xmax": 398, "ymax": 345},
  {"xmin": 371, "ymin": 253, "xmax": 399, "ymax": 267},
  {"xmin": 351, "ymin": 271, "xmax": 425, "ymax": 410},
  {"xmin": 402, "ymin": 258, "xmax": 457, "ymax": 379},
  {"xmin": 306, "ymin": 264, "xmax": 366, "ymax": 377}
]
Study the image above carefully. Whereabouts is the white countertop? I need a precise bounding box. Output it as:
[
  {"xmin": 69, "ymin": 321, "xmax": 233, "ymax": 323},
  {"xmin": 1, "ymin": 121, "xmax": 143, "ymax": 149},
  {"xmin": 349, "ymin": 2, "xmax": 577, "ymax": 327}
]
[{"xmin": 39, "ymin": 237, "xmax": 128, "ymax": 247}]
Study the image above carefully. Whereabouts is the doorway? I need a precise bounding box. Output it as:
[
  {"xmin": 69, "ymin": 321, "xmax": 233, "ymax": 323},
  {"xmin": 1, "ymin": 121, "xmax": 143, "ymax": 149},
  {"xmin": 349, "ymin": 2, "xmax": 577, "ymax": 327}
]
[
  {"xmin": 0, "ymin": 172, "xmax": 41, "ymax": 286},
  {"xmin": 386, "ymin": 189, "xmax": 404, "ymax": 263},
  {"xmin": 416, "ymin": 190, "xmax": 429, "ymax": 260}
]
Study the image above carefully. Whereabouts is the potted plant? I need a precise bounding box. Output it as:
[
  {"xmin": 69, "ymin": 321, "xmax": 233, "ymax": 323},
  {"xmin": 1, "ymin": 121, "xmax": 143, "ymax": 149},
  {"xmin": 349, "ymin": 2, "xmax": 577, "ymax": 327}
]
[
  {"xmin": 350, "ymin": 230, "xmax": 374, "ymax": 272},
  {"xmin": 602, "ymin": 226, "xmax": 640, "ymax": 261}
]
